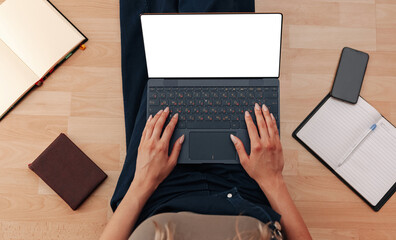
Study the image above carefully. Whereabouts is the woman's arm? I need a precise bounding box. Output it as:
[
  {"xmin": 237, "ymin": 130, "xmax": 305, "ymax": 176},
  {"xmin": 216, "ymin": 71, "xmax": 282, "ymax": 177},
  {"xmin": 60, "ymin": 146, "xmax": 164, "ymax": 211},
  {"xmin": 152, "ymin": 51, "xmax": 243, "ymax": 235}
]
[
  {"xmin": 100, "ymin": 107, "xmax": 184, "ymax": 240},
  {"xmin": 258, "ymin": 177, "xmax": 310, "ymax": 240},
  {"xmin": 99, "ymin": 180, "xmax": 155, "ymax": 240},
  {"xmin": 230, "ymin": 103, "xmax": 312, "ymax": 240}
]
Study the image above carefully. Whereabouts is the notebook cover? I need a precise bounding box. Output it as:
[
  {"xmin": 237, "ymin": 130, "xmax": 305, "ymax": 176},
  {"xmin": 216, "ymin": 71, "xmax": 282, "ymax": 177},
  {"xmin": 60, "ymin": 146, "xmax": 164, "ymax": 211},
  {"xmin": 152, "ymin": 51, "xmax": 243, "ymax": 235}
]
[
  {"xmin": 292, "ymin": 93, "xmax": 396, "ymax": 211},
  {"xmin": 28, "ymin": 133, "xmax": 107, "ymax": 210}
]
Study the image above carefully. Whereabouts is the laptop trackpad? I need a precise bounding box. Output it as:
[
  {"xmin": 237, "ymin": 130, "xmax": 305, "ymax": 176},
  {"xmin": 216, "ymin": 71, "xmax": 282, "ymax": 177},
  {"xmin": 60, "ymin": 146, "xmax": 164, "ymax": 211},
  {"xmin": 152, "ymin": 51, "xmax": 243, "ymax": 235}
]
[{"xmin": 189, "ymin": 132, "xmax": 236, "ymax": 161}]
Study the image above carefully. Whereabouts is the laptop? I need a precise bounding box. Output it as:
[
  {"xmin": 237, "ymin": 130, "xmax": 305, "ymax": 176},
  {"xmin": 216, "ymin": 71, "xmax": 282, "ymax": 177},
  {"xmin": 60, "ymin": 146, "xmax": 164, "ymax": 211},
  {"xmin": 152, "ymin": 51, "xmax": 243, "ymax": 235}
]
[{"xmin": 141, "ymin": 13, "xmax": 283, "ymax": 164}]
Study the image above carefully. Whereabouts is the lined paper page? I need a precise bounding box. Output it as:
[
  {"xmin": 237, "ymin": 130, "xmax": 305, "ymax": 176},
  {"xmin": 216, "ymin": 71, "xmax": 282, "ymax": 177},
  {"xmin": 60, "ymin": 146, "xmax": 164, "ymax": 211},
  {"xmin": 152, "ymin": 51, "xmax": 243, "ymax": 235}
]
[
  {"xmin": 337, "ymin": 118, "xmax": 396, "ymax": 206},
  {"xmin": 297, "ymin": 97, "xmax": 381, "ymax": 169}
]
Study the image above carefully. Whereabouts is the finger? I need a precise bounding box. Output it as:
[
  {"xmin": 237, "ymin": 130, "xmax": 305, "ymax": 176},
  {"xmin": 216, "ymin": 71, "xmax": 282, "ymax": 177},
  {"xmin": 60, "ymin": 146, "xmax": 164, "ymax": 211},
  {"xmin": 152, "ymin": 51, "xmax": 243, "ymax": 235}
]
[
  {"xmin": 245, "ymin": 110, "xmax": 260, "ymax": 143},
  {"xmin": 271, "ymin": 113, "xmax": 280, "ymax": 141},
  {"xmin": 161, "ymin": 113, "xmax": 179, "ymax": 143},
  {"xmin": 262, "ymin": 104, "xmax": 276, "ymax": 139},
  {"xmin": 168, "ymin": 135, "xmax": 185, "ymax": 166},
  {"xmin": 254, "ymin": 103, "xmax": 269, "ymax": 140},
  {"xmin": 230, "ymin": 134, "xmax": 249, "ymax": 165},
  {"xmin": 152, "ymin": 107, "xmax": 170, "ymax": 138},
  {"xmin": 145, "ymin": 109, "xmax": 163, "ymax": 139},
  {"xmin": 141, "ymin": 115, "xmax": 153, "ymax": 139}
]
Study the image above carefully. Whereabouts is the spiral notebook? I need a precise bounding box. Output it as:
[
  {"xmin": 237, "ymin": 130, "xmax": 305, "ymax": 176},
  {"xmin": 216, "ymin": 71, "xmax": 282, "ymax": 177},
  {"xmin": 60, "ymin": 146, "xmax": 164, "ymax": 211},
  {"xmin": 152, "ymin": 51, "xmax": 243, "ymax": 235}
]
[{"xmin": 293, "ymin": 94, "xmax": 396, "ymax": 211}]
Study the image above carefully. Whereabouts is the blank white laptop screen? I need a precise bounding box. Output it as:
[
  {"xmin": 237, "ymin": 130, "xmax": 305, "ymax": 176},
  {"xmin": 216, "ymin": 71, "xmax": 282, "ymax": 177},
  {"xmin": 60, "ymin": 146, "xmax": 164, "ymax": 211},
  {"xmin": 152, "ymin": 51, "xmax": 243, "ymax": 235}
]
[{"xmin": 141, "ymin": 13, "xmax": 282, "ymax": 78}]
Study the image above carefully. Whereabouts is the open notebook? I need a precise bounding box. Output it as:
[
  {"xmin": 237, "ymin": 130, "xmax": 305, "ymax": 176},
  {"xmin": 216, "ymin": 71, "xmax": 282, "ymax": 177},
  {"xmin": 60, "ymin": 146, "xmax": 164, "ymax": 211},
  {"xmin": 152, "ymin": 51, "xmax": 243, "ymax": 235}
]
[
  {"xmin": 0, "ymin": 0, "xmax": 87, "ymax": 119},
  {"xmin": 293, "ymin": 95, "xmax": 396, "ymax": 211}
]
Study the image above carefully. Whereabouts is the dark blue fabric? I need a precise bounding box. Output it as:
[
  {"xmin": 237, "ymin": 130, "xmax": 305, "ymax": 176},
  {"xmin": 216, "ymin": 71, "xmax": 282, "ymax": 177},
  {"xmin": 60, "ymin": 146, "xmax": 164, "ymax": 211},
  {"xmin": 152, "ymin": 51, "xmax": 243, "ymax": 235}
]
[
  {"xmin": 147, "ymin": 187, "xmax": 280, "ymax": 225},
  {"xmin": 112, "ymin": 0, "xmax": 281, "ymax": 229}
]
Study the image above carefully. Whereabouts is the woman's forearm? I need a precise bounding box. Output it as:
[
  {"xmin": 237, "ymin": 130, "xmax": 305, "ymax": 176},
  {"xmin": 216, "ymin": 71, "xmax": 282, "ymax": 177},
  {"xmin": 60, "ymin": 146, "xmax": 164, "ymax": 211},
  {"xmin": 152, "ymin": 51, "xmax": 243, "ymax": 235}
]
[
  {"xmin": 259, "ymin": 176, "xmax": 312, "ymax": 240},
  {"xmin": 100, "ymin": 180, "xmax": 155, "ymax": 240},
  {"xmin": 101, "ymin": 109, "xmax": 184, "ymax": 239}
]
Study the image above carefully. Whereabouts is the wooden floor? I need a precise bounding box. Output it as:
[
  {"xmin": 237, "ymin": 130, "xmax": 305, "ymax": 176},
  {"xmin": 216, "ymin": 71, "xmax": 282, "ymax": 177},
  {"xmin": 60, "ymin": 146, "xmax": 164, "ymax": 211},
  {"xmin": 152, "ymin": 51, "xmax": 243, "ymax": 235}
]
[{"xmin": 0, "ymin": 0, "xmax": 395, "ymax": 239}]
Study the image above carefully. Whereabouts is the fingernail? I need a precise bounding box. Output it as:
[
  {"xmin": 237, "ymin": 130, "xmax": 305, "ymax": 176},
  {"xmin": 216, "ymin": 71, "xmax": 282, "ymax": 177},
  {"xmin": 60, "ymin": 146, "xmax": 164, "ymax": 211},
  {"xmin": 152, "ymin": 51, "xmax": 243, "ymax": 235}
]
[
  {"xmin": 245, "ymin": 111, "xmax": 250, "ymax": 117},
  {"xmin": 262, "ymin": 104, "xmax": 268, "ymax": 112},
  {"xmin": 164, "ymin": 107, "xmax": 169, "ymax": 112},
  {"xmin": 271, "ymin": 113, "xmax": 275, "ymax": 120},
  {"xmin": 179, "ymin": 135, "xmax": 185, "ymax": 144},
  {"xmin": 157, "ymin": 110, "xmax": 163, "ymax": 115},
  {"xmin": 147, "ymin": 115, "xmax": 152, "ymax": 122},
  {"xmin": 173, "ymin": 113, "xmax": 179, "ymax": 119},
  {"xmin": 255, "ymin": 103, "xmax": 260, "ymax": 111},
  {"xmin": 230, "ymin": 134, "xmax": 237, "ymax": 144}
]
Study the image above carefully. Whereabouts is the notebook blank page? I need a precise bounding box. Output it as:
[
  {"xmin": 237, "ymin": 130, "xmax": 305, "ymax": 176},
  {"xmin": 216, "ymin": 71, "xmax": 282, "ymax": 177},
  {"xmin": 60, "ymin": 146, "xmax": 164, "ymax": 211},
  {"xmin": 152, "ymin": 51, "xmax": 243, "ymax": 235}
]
[
  {"xmin": 0, "ymin": 39, "xmax": 37, "ymax": 118},
  {"xmin": 296, "ymin": 97, "xmax": 381, "ymax": 169},
  {"xmin": 337, "ymin": 118, "xmax": 396, "ymax": 206},
  {"xmin": 0, "ymin": 0, "xmax": 85, "ymax": 78}
]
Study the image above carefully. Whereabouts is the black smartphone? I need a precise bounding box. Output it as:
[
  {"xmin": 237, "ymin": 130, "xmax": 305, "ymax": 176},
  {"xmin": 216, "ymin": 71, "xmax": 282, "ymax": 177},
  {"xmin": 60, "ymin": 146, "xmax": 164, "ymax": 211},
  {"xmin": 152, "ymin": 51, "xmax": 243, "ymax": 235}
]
[{"xmin": 331, "ymin": 47, "xmax": 369, "ymax": 104}]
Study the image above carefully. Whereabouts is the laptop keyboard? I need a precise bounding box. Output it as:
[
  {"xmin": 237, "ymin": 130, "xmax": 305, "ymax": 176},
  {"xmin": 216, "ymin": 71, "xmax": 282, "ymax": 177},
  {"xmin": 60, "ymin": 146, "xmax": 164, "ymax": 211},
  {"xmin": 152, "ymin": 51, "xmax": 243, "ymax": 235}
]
[{"xmin": 148, "ymin": 87, "xmax": 279, "ymax": 130}]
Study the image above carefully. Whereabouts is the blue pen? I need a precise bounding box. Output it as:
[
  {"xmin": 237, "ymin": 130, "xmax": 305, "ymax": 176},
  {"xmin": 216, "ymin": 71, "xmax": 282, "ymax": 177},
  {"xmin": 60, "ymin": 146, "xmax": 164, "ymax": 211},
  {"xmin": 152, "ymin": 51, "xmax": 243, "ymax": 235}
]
[{"xmin": 338, "ymin": 123, "xmax": 377, "ymax": 167}]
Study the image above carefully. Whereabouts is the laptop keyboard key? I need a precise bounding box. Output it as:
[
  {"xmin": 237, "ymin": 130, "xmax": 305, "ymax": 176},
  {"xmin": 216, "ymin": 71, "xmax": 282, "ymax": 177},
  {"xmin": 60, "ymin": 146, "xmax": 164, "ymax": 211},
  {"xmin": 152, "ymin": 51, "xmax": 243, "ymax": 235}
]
[
  {"xmin": 148, "ymin": 86, "xmax": 279, "ymax": 131},
  {"xmin": 149, "ymin": 99, "xmax": 159, "ymax": 106}
]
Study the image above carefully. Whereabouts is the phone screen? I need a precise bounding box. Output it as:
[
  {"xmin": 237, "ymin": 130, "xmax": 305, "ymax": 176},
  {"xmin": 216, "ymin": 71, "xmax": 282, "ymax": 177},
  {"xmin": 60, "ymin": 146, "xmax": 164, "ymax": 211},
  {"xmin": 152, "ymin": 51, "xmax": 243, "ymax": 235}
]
[{"xmin": 331, "ymin": 47, "xmax": 369, "ymax": 104}]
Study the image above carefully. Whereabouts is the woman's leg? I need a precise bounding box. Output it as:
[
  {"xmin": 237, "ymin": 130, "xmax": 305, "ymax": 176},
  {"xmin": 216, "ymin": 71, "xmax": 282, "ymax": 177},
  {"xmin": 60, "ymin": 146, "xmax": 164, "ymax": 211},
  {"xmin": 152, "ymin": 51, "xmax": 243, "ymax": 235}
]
[
  {"xmin": 112, "ymin": 0, "xmax": 257, "ymax": 212},
  {"xmin": 119, "ymin": 0, "xmax": 149, "ymax": 149},
  {"xmin": 110, "ymin": 88, "xmax": 147, "ymax": 211},
  {"xmin": 112, "ymin": 0, "xmax": 180, "ymax": 210}
]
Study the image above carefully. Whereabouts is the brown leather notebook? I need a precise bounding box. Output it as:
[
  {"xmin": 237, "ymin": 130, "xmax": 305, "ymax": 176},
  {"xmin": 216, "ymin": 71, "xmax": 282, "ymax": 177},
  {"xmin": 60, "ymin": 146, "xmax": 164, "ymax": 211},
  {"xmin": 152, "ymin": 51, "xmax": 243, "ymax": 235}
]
[{"xmin": 29, "ymin": 133, "xmax": 107, "ymax": 210}]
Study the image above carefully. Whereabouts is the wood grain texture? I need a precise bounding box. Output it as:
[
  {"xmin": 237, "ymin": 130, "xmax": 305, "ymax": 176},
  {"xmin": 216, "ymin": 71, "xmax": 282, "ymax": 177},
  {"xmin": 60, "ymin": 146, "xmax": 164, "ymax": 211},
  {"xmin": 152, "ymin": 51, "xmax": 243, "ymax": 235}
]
[{"xmin": 0, "ymin": 0, "xmax": 395, "ymax": 239}]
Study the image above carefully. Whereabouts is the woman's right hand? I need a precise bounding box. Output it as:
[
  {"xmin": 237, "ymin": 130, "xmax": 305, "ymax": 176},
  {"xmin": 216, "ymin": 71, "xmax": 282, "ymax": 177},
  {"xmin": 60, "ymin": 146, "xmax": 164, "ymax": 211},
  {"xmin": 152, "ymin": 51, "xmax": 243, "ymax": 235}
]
[{"xmin": 230, "ymin": 103, "xmax": 285, "ymax": 192}]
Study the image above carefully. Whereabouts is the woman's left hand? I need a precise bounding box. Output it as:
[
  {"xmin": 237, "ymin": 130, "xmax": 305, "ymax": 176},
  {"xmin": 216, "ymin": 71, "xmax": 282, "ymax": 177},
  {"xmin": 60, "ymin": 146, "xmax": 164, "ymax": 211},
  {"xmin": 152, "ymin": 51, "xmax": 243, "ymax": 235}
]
[{"xmin": 133, "ymin": 107, "xmax": 185, "ymax": 190}]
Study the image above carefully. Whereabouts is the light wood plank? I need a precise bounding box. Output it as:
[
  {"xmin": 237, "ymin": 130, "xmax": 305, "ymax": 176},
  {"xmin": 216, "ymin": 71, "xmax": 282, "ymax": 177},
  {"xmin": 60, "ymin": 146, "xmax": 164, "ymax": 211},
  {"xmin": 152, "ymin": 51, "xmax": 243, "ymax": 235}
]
[
  {"xmin": 284, "ymin": 176, "xmax": 364, "ymax": 203},
  {"xmin": 73, "ymin": 18, "xmax": 121, "ymax": 43},
  {"xmin": 0, "ymin": 193, "xmax": 108, "ymax": 223},
  {"xmin": 0, "ymin": 140, "xmax": 51, "ymax": 168},
  {"xmin": 282, "ymin": 149, "xmax": 299, "ymax": 176},
  {"xmin": 339, "ymin": 2, "xmax": 376, "ymax": 28},
  {"xmin": 0, "ymin": 169, "xmax": 38, "ymax": 194},
  {"xmin": 309, "ymin": 228, "xmax": 359, "ymax": 240},
  {"xmin": 37, "ymin": 66, "xmax": 122, "ymax": 93},
  {"xmin": 0, "ymin": 115, "xmax": 68, "ymax": 142},
  {"xmin": 295, "ymin": 200, "xmax": 396, "ymax": 229},
  {"xmin": 288, "ymin": 25, "xmax": 376, "ymax": 50},
  {"xmin": 62, "ymin": 42, "xmax": 121, "ymax": 68},
  {"xmin": 359, "ymin": 229, "xmax": 396, "ymax": 240},
  {"xmin": 50, "ymin": 0, "xmax": 119, "ymax": 19},
  {"xmin": 67, "ymin": 117, "xmax": 125, "ymax": 144},
  {"xmin": 71, "ymin": 92, "xmax": 123, "ymax": 118},
  {"xmin": 366, "ymin": 51, "xmax": 396, "ymax": 76},
  {"xmin": 0, "ymin": 221, "xmax": 105, "ymax": 240},
  {"xmin": 257, "ymin": 1, "xmax": 340, "ymax": 27},
  {"xmin": 376, "ymin": 4, "xmax": 396, "ymax": 28},
  {"xmin": 11, "ymin": 91, "xmax": 71, "ymax": 116},
  {"xmin": 377, "ymin": 28, "xmax": 396, "ymax": 51}
]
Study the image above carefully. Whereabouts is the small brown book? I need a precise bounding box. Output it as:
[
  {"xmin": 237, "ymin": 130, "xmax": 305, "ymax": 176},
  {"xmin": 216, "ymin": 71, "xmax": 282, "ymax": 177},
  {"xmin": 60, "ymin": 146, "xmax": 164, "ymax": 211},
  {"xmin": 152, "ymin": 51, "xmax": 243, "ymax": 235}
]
[{"xmin": 29, "ymin": 133, "xmax": 107, "ymax": 210}]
